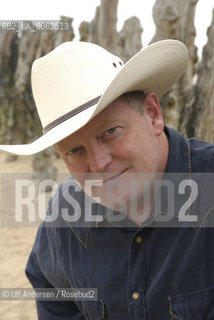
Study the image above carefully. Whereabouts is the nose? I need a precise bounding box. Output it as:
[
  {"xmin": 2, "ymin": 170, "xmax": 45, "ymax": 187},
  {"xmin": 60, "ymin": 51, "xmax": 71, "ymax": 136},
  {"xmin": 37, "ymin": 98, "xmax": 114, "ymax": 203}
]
[{"xmin": 87, "ymin": 143, "xmax": 112, "ymax": 172}]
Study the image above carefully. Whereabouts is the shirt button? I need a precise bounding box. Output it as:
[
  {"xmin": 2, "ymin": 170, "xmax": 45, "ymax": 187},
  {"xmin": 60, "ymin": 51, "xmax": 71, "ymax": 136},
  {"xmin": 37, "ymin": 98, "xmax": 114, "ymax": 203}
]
[
  {"xmin": 135, "ymin": 236, "xmax": 143, "ymax": 244},
  {"xmin": 132, "ymin": 292, "xmax": 140, "ymax": 300}
]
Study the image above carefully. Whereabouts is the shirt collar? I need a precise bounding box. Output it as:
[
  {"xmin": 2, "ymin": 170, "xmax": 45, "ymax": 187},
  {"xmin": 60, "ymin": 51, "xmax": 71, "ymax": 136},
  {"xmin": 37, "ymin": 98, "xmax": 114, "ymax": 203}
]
[{"xmin": 164, "ymin": 126, "xmax": 190, "ymax": 173}]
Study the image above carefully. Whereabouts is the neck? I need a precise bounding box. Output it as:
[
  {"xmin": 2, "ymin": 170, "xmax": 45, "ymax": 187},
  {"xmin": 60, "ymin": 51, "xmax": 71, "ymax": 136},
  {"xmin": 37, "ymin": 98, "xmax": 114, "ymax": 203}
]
[{"xmin": 127, "ymin": 131, "xmax": 170, "ymax": 226}]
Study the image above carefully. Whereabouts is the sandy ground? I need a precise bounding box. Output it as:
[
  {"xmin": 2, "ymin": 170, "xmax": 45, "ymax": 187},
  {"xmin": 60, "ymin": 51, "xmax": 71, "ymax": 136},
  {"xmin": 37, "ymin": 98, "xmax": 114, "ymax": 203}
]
[{"xmin": 0, "ymin": 152, "xmax": 68, "ymax": 320}]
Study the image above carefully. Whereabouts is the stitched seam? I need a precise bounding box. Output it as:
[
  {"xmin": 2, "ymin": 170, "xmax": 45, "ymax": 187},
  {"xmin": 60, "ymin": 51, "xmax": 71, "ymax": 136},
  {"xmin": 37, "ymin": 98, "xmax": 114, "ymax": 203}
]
[
  {"xmin": 186, "ymin": 143, "xmax": 194, "ymax": 230},
  {"xmin": 183, "ymin": 143, "xmax": 207, "ymax": 236},
  {"xmin": 168, "ymin": 298, "xmax": 183, "ymax": 320},
  {"xmin": 187, "ymin": 143, "xmax": 192, "ymax": 178},
  {"xmin": 194, "ymin": 203, "xmax": 214, "ymax": 235},
  {"xmin": 154, "ymin": 205, "xmax": 214, "ymax": 235},
  {"xmin": 127, "ymin": 237, "xmax": 135, "ymax": 319},
  {"xmin": 58, "ymin": 212, "xmax": 95, "ymax": 248},
  {"xmin": 100, "ymin": 300, "xmax": 105, "ymax": 320},
  {"xmin": 186, "ymin": 143, "xmax": 214, "ymax": 236},
  {"xmin": 96, "ymin": 215, "xmax": 108, "ymax": 227}
]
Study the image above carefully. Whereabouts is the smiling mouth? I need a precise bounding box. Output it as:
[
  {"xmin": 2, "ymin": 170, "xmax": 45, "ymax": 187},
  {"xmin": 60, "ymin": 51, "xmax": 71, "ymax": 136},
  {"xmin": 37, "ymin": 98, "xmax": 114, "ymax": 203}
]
[{"xmin": 103, "ymin": 169, "xmax": 129, "ymax": 183}]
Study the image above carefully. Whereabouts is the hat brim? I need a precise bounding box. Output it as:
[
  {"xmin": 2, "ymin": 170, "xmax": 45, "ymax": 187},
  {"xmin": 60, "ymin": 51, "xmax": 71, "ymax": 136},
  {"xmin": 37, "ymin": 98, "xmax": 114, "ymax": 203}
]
[{"xmin": 0, "ymin": 39, "xmax": 189, "ymax": 155}]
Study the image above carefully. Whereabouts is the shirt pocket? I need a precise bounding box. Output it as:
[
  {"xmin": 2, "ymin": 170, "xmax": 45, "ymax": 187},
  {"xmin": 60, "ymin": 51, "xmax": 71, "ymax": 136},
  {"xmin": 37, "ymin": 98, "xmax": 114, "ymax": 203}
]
[
  {"xmin": 169, "ymin": 286, "xmax": 214, "ymax": 320},
  {"xmin": 82, "ymin": 299, "xmax": 111, "ymax": 320}
]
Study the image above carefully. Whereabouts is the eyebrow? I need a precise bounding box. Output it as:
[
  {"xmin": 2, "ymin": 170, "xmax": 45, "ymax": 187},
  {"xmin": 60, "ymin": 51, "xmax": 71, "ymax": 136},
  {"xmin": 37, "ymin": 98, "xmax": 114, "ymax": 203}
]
[
  {"xmin": 95, "ymin": 119, "xmax": 125, "ymax": 132},
  {"xmin": 56, "ymin": 140, "xmax": 75, "ymax": 153},
  {"xmin": 57, "ymin": 118, "xmax": 126, "ymax": 153}
]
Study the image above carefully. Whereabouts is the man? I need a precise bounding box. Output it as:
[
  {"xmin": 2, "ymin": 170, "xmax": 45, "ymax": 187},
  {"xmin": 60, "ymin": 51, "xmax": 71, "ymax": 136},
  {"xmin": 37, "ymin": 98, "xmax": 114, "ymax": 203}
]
[{"xmin": 1, "ymin": 40, "xmax": 214, "ymax": 319}]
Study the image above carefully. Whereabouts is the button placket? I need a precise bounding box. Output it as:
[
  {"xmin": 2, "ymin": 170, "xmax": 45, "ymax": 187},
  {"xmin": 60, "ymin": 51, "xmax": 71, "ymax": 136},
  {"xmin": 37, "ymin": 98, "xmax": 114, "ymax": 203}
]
[
  {"xmin": 135, "ymin": 236, "xmax": 143, "ymax": 244},
  {"xmin": 127, "ymin": 231, "xmax": 147, "ymax": 320},
  {"xmin": 132, "ymin": 292, "xmax": 140, "ymax": 300}
]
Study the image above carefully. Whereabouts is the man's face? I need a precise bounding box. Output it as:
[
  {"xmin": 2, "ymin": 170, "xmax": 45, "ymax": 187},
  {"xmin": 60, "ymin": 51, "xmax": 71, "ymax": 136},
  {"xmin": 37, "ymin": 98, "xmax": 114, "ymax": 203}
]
[{"xmin": 56, "ymin": 93, "xmax": 168, "ymax": 217}]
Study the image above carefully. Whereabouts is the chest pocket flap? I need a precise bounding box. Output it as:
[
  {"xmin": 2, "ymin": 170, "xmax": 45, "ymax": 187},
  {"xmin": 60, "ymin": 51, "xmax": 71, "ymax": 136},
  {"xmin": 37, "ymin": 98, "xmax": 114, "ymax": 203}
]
[{"xmin": 169, "ymin": 286, "xmax": 214, "ymax": 320}]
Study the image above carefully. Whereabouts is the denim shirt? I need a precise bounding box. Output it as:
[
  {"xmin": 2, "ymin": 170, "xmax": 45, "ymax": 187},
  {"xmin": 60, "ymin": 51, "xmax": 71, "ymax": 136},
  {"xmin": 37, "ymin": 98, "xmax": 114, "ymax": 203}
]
[{"xmin": 26, "ymin": 127, "xmax": 214, "ymax": 320}]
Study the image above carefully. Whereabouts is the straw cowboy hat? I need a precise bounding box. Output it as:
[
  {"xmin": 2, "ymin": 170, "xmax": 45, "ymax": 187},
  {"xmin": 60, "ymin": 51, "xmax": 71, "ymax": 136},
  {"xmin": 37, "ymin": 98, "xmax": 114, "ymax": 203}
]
[{"xmin": 0, "ymin": 39, "xmax": 189, "ymax": 155}]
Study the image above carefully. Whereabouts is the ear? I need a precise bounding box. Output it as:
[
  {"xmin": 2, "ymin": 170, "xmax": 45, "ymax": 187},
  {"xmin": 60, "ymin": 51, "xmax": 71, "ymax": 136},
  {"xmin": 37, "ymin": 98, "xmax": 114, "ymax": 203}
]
[{"xmin": 144, "ymin": 92, "xmax": 164, "ymax": 136}]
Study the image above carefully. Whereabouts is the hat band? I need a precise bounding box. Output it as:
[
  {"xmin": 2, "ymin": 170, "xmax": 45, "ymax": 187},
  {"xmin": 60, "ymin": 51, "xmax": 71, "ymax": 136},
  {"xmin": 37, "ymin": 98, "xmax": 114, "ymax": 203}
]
[{"xmin": 43, "ymin": 96, "xmax": 101, "ymax": 134}]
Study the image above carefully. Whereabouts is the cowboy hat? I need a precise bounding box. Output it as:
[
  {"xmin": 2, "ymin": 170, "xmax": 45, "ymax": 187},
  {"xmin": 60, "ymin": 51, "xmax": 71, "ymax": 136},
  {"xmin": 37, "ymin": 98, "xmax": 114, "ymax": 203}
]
[{"xmin": 0, "ymin": 39, "xmax": 189, "ymax": 155}]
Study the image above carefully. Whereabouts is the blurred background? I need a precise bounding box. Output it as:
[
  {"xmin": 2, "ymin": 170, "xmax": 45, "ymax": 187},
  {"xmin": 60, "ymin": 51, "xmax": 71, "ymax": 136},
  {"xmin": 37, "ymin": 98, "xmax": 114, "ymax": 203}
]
[{"xmin": 0, "ymin": 0, "xmax": 213, "ymax": 319}]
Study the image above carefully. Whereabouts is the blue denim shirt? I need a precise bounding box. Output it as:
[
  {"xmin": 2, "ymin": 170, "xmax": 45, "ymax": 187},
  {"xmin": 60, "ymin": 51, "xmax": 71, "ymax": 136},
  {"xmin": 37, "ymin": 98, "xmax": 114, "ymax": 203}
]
[{"xmin": 26, "ymin": 127, "xmax": 214, "ymax": 319}]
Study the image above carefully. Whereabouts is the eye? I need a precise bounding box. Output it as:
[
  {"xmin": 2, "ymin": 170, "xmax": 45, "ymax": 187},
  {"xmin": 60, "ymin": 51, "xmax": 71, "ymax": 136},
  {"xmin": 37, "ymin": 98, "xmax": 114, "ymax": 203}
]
[
  {"xmin": 102, "ymin": 126, "xmax": 122, "ymax": 141},
  {"xmin": 67, "ymin": 147, "xmax": 80, "ymax": 156},
  {"xmin": 104, "ymin": 127, "xmax": 117, "ymax": 135}
]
